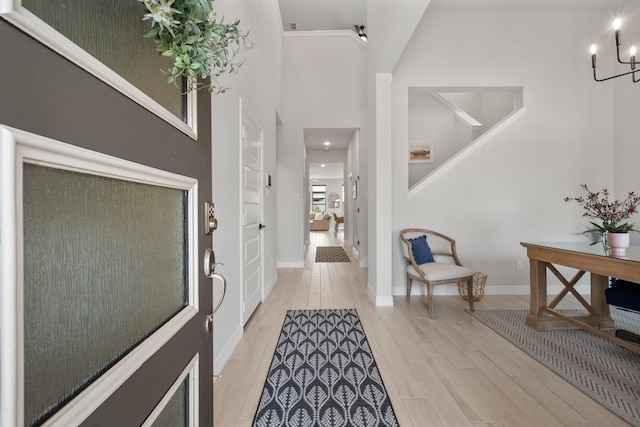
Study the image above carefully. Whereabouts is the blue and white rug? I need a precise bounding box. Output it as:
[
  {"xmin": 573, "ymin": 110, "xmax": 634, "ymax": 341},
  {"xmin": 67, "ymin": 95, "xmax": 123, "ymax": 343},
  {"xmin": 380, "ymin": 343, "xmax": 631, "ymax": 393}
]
[{"xmin": 253, "ymin": 309, "xmax": 399, "ymax": 427}]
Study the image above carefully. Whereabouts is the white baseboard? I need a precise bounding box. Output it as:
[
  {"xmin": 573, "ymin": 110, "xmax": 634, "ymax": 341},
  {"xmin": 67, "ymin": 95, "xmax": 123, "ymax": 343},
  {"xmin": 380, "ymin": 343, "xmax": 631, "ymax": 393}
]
[
  {"xmin": 277, "ymin": 261, "xmax": 305, "ymax": 268},
  {"xmin": 213, "ymin": 325, "xmax": 243, "ymax": 376},
  {"xmin": 376, "ymin": 295, "xmax": 394, "ymax": 306},
  {"xmin": 359, "ymin": 256, "xmax": 368, "ymax": 268},
  {"xmin": 264, "ymin": 272, "xmax": 278, "ymax": 299},
  {"xmin": 391, "ymin": 283, "xmax": 591, "ymax": 296},
  {"xmin": 367, "ymin": 283, "xmax": 376, "ymax": 304},
  {"xmin": 367, "ymin": 283, "xmax": 394, "ymax": 306}
]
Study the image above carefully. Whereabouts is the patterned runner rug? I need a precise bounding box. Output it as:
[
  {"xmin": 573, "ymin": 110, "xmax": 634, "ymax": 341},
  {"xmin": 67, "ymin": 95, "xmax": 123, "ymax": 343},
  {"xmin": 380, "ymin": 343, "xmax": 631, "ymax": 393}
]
[
  {"xmin": 315, "ymin": 246, "xmax": 350, "ymax": 263},
  {"xmin": 467, "ymin": 308, "xmax": 640, "ymax": 425},
  {"xmin": 252, "ymin": 309, "xmax": 399, "ymax": 427}
]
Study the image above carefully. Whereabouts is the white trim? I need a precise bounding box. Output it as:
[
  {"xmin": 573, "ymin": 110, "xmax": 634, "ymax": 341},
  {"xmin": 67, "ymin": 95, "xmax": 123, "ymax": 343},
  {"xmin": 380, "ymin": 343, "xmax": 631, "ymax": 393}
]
[
  {"xmin": 455, "ymin": 111, "xmax": 482, "ymax": 128},
  {"xmin": 0, "ymin": 125, "xmax": 200, "ymax": 426},
  {"xmin": 0, "ymin": 1, "xmax": 197, "ymax": 139},
  {"xmin": 238, "ymin": 98, "xmax": 245, "ymax": 327},
  {"xmin": 359, "ymin": 256, "xmax": 368, "ymax": 268},
  {"xmin": 376, "ymin": 296, "xmax": 394, "ymax": 307},
  {"xmin": 282, "ymin": 29, "xmax": 367, "ymax": 47},
  {"xmin": 264, "ymin": 272, "xmax": 278, "ymax": 301},
  {"xmin": 0, "ymin": 126, "xmax": 20, "ymax": 427},
  {"xmin": 408, "ymin": 106, "xmax": 527, "ymax": 198},
  {"xmin": 213, "ymin": 326, "xmax": 243, "ymax": 376},
  {"xmin": 367, "ymin": 283, "xmax": 376, "ymax": 304},
  {"xmin": 142, "ymin": 354, "xmax": 199, "ymax": 427},
  {"xmin": 43, "ymin": 308, "xmax": 198, "ymax": 427},
  {"xmin": 277, "ymin": 262, "xmax": 305, "ymax": 268}
]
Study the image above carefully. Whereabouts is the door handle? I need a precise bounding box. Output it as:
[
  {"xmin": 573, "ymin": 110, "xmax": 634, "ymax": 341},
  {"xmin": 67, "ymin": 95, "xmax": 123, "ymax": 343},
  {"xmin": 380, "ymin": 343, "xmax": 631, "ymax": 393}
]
[
  {"xmin": 204, "ymin": 248, "xmax": 224, "ymax": 276},
  {"xmin": 205, "ymin": 273, "xmax": 227, "ymax": 332},
  {"xmin": 204, "ymin": 248, "xmax": 227, "ymax": 333},
  {"xmin": 210, "ymin": 273, "xmax": 227, "ymax": 315},
  {"xmin": 259, "ymin": 223, "xmax": 266, "ymax": 230}
]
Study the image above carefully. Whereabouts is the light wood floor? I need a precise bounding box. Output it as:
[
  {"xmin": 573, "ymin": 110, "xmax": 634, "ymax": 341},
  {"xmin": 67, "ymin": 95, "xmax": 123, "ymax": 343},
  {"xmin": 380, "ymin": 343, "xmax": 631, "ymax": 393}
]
[{"xmin": 213, "ymin": 231, "xmax": 629, "ymax": 426}]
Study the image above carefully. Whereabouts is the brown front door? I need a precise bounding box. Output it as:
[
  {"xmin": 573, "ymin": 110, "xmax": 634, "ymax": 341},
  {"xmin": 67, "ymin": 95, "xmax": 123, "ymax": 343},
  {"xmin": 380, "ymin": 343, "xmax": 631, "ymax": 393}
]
[{"xmin": 0, "ymin": 18, "xmax": 214, "ymax": 426}]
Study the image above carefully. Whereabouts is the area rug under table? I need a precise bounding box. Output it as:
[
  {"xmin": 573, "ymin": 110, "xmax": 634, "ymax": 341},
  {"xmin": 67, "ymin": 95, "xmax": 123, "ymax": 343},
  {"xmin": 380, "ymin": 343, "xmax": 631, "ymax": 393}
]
[
  {"xmin": 315, "ymin": 246, "xmax": 350, "ymax": 263},
  {"xmin": 467, "ymin": 308, "xmax": 640, "ymax": 426},
  {"xmin": 253, "ymin": 309, "xmax": 399, "ymax": 427}
]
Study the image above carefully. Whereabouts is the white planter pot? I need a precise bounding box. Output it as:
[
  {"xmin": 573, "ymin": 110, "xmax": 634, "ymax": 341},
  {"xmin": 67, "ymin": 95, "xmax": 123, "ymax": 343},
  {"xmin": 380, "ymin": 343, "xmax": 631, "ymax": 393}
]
[{"xmin": 607, "ymin": 232, "xmax": 630, "ymax": 257}]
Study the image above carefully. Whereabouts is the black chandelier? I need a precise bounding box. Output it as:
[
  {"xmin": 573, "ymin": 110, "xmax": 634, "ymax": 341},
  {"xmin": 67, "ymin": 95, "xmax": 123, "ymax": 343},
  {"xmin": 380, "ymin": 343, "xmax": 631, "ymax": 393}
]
[{"xmin": 591, "ymin": 18, "xmax": 639, "ymax": 82}]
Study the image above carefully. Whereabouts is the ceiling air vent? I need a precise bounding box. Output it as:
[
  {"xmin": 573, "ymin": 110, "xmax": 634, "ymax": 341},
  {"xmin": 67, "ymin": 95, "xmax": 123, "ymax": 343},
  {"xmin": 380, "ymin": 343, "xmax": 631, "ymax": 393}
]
[{"xmin": 290, "ymin": 22, "xmax": 297, "ymax": 31}]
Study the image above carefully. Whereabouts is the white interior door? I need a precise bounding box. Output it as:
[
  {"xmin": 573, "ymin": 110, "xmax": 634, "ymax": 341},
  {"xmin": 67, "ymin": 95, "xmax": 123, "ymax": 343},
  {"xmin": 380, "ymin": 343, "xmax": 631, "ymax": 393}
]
[{"xmin": 241, "ymin": 107, "xmax": 263, "ymax": 325}]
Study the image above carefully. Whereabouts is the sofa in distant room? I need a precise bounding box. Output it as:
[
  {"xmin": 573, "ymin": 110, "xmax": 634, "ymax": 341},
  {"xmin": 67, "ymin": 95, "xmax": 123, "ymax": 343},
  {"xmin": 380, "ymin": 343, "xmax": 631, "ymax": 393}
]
[{"xmin": 309, "ymin": 212, "xmax": 331, "ymax": 231}]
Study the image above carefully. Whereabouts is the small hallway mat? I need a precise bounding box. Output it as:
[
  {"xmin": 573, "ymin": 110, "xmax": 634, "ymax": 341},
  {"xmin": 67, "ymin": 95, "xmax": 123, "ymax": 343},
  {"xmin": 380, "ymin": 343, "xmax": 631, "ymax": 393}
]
[
  {"xmin": 467, "ymin": 308, "xmax": 640, "ymax": 426},
  {"xmin": 252, "ymin": 309, "xmax": 399, "ymax": 427},
  {"xmin": 315, "ymin": 246, "xmax": 350, "ymax": 263}
]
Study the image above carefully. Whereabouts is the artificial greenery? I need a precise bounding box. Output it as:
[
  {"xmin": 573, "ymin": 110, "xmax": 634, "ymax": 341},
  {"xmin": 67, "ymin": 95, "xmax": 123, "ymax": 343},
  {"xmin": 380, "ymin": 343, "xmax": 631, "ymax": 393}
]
[{"xmin": 139, "ymin": 0, "xmax": 252, "ymax": 93}]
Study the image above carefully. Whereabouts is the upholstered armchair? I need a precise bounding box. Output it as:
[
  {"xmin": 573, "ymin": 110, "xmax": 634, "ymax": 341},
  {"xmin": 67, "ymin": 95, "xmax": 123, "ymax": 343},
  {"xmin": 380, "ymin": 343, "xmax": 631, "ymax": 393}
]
[{"xmin": 400, "ymin": 228, "xmax": 475, "ymax": 318}]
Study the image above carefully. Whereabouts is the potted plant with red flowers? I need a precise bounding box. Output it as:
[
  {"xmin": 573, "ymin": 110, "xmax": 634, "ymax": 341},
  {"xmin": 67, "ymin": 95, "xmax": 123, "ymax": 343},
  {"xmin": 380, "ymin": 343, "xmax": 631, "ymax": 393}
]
[{"xmin": 565, "ymin": 184, "xmax": 640, "ymax": 256}]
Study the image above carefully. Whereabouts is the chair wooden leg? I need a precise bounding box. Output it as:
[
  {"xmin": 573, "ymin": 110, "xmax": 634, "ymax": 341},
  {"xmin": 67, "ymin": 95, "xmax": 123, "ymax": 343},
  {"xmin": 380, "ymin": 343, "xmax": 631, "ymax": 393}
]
[
  {"xmin": 467, "ymin": 279, "xmax": 475, "ymax": 312},
  {"xmin": 427, "ymin": 283, "xmax": 435, "ymax": 319},
  {"xmin": 406, "ymin": 276, "xmax": 412, "ymax": 302}
]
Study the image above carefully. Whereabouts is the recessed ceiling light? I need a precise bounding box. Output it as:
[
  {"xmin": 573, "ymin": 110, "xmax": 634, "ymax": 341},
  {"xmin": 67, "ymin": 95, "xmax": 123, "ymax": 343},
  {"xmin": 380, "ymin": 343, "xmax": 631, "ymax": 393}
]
[
  {"xmin": 324, "ymin": 141, "xmax": 331, "ymax": 146},
  {"xmin": 321, "ymin": 164, "xmax": 326, "ymax": 167}
]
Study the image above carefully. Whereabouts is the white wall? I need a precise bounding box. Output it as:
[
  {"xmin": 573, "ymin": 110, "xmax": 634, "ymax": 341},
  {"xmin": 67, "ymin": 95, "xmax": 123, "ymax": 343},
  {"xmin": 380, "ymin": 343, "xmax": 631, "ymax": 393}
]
[
  {"xmin": 210, "ymin": 0, "xmax": 282, "ymax": 374},
  {"xmin": 277, "ymin": 33, "xmax": 367, "ymax": 266},
  {"xmin": 615, "ymin": 2, "xmax": 640, "ymax": 246},
  {"xmin": 391, "ymin": 9, "xmax": 615, "ymax": 296}
]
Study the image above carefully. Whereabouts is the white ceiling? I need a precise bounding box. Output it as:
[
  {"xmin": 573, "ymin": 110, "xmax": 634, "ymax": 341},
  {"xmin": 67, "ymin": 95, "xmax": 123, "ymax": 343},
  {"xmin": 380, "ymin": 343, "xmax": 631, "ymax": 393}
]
[
  {"xmin": 277, "ymin": 0, "xmax": 626, "ymax": 34},
  {"xmin": 427, "ymin": 0, "xmax": 626, "ymax": 10},
  {"xmin": 304, "ymin": 128, "xmax": 356, "ymax": 151},
  {"xmin": 305, "ymin": 129, "xmax": 352, "ymax": 180},
  {"xmin": 309, "ymin": 162, "xmax": 344, "ymax": 181},
  {"xmin": 278, "ymin": 0, "xmax": 366, "ymax": 32}
]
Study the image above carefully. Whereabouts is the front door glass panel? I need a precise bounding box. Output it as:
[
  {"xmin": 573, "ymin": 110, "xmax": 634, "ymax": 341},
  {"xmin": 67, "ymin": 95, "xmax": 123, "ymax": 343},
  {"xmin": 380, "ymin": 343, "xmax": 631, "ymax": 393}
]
[
  {"xmin": 21, "ymin": 0, "xmax": 187, "ymax": 122},
  {"xmin": 150, "ymin": 379, "xmax": 188, "ymax": 427},
  {"xmin": 22, "ymin": 163, "xmax": 188, "ymax": 425}
]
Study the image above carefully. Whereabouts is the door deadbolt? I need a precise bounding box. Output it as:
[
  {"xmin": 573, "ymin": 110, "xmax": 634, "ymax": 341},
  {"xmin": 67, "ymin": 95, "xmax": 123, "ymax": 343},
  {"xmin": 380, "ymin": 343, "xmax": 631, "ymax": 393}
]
[{"xmin": 204, "ymin": 201, "xmax": 218, "ymax": 235}]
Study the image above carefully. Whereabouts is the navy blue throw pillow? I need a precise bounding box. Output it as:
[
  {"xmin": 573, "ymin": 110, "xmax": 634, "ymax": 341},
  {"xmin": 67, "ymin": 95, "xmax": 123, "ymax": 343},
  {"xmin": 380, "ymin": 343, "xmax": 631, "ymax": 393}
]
[{"xmin": 408, "ymin": 235, "xmax": 434, "ymax": 264}]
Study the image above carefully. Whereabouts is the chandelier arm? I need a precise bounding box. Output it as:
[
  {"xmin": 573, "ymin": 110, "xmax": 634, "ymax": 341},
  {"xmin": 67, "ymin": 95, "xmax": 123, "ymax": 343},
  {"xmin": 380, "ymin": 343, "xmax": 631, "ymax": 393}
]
[
  {"xmin": 616, "ymin": 43, "xmax": 636, "ymax": 65},
  {"xmin": 593, "ymin": 67, "xmax": 640, "ymax": 82}
]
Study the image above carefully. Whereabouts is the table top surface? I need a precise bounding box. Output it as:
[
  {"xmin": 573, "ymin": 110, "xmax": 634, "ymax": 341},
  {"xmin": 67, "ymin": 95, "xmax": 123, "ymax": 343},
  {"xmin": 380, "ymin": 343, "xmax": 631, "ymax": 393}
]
[{"xmin": 521, "ymin": 241, "xmax": 640, "ymax": 264}]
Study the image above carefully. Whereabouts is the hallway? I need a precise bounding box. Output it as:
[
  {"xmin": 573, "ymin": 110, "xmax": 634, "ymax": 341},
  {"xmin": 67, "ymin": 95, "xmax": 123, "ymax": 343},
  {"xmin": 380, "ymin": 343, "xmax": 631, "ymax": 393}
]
[{"xmin": 212, "ymin": 232, "xmax": 625, "ymax": 426}]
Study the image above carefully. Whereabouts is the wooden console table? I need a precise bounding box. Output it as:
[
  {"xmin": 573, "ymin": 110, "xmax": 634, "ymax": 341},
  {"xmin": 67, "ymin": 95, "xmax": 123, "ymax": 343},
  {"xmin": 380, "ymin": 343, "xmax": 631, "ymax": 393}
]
[{"xmin": 520, "ymin": 241, "xmax": 640, "ymax": 354}]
